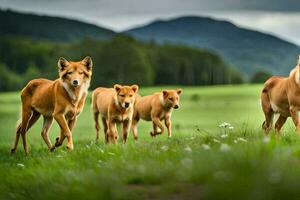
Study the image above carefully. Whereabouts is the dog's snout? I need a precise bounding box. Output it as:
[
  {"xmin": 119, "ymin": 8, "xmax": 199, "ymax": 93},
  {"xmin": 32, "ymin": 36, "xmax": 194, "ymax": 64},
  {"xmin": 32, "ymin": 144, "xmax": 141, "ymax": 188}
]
[
  {"xmin": 124, "ymin": 102, "xmax": 130, "ymax": 108},
  {"xmin": 174, "ymin": 105, "xmax": 179, "ymax": 109},
  {"xmin": 72, "ymin": 80, "xmax": 79, "ymax": 86}
]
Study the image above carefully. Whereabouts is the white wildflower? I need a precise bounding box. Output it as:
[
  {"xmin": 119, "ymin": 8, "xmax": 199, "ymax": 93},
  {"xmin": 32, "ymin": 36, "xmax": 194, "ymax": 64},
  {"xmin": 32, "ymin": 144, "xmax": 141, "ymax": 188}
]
[
  {"xmin": 184, "ymin": 146, "xmax": 192, "ymax": 152},
  {"xmin": 228, "ymin": 126, "xmax": 234, "ymax": 130},
  {"xmin": 161, "ymin": 145, "xmax": 168, "ymax": 151},
  {"xmin": 219, "ymin": 122, "xmax": 231, "ymax": 128},
  {"xmin": 97, "ymin": 147, "xmax": 104, "ymax": 153},
  {"xmin": 17, "ymin": 163, "xmax": 25, "ymax": 168},
  {"xmin": 202, "ymin": 144, "xmax": 211, "ymax": 150},
  {"xmin": 213, "ymin": 138, "xmax": 221, "ymax": 143},
  {"xmin": 237, "ymin": 137, "xmax": 247, "ymax": 142},
  {"xmin": 263, "ymin": 136, "xmax": 270, "ymax": 143},
  {"xmin": 221, "ymin": 134, "xmax": 228, "ymax": 138},
  {"xmin": 220, "ymin": 143, "xmax": 231, "ymax": 152}
]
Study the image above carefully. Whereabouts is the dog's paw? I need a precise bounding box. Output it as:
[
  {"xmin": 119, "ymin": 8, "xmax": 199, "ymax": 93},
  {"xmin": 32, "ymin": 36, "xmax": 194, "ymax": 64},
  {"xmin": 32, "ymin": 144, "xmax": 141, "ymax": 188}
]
[
  {"xmin": 50, "ymin": 146, "xmax": 56, "ymax": 152},
  {"xmin": 66, "ymin": 143, "xmax": 74, "ymax": 150},
  {"xmin": 11, "ymin": 148, "xmax": 16, "ymax": 154},
  {"xmin": 55, "ymin": 137, "xmax": 61, "ymax": 147},
  {"xmin": 150, "ymin": 131, "xmax": 156, "ymax": 138}
]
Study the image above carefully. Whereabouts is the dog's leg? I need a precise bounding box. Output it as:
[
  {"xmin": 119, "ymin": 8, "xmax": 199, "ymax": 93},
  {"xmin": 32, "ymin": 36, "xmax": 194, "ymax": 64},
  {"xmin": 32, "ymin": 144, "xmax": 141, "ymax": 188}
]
[
  {"xmin": 152, "ymin": 117, "xmax": 164, "ymax": 136},
  {"xmin": 122, "ymin": 120, "xmax": 131, "ymax": 144},
  {"xmin": 275, "ymin": 115, "xmax": 287, "ymax": 135},
  {"xmin": 150, "ymin": 122, "xmax": 157, "ymax": 138},
  {"xmin": 290, "ymin": 106, "xmax": 300, "ymax": 133},
  {"xmin": 55, "ymin": 129, "xmax": 65, "ymax": 147},
  {"xmin": 55, "ymin": 117, "xmax": 77, "ymax": 149},
  {"xmin": 131, "ymin": 117, "xmax": 139, "ymax": 141},
  {"xmin": 101, "ymin": 117, "xmax": 109, "ymax": 143},
  {"xmin": 20, "ymin": 109, "xmax": 33, "ymax": 154},
  {"xmin": 12, "ymin": 110, "xmax": 40, "ymax": 154},
  {"xmin": 94, "ymin": 112, "xmax": 100, "ymax": 141},
  {"xmin": 108, "ymin": 120, "xmax": 118, "ymax": 144},
  {"xmin": 53, "ymin": 113, "xmax": 73, "ymax": 150},
  {"xmin": 165, "ymin": 116, "xmax": 172, "ymax": 138},
  {"xmin": 11, "ymin": 123, "xmax": 21, "ymax": 154},
  {"xmin": 261, "ymin": 92, "xmax": 274, "ymax": 135},
  {"xmin": 40, "ymin": 116, "xmax": 54, "ymax": 151}
]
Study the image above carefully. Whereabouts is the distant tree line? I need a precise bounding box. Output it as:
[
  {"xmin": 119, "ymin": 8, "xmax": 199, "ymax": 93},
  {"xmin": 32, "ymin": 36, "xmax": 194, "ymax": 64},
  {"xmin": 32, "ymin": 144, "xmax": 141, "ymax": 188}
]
[{"xmin": 0, "ymin": 35, "xmax": 244, "ymax": 91}]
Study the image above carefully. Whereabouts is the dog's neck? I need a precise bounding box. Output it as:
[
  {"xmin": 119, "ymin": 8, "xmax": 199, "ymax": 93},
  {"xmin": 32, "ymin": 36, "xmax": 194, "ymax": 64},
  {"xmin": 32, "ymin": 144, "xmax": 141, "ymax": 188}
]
[
  {"xmin": 61, "ymin": 81, "xmax": 89, "ymax": 102},
  {"xmin": 292, "ymin": 67, "xmax": 300, "ymax": 85}
]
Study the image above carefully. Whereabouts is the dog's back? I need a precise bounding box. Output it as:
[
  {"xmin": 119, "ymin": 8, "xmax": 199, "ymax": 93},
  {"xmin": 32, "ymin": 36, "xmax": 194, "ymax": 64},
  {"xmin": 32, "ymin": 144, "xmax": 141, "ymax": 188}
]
[
  {"xmin": 134, "ymin": 93, "xmax": 159, "ymax": 121},
  {"xmin": 92, "ymin": 87, "xmax": 115, "ymax": 117}
]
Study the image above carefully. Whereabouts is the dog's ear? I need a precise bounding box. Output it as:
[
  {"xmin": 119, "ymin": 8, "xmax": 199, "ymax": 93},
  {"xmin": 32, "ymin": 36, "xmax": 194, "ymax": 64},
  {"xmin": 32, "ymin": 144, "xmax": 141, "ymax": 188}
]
[
  {"xmin": 162, "ymin": 90, "xmax": 168, "ymax": 97},
  {"xmin": 58, "ymin": 57, "xmax": 69, "ymax": 71},
  {"xmin": 114, "ymin": 84, "xmax": 122, "ymax": 93},
  {"xmin": 176, "ymin": 88, "xmax": 183, "ymax": 95},
  {"xmin": 131, "ymin": 85, "xmax": 139, "ymax": 93},
  {"xmin": 81, "ymin": 56, "xmax": 93, "ymax": 71}
]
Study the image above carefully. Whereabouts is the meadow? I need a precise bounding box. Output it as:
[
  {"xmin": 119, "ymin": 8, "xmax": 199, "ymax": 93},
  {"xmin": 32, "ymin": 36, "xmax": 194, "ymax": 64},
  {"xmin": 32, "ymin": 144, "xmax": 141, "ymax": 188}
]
[{"xmin": 1, "ymin": 84, "xmax": 300, "ymax": 200}]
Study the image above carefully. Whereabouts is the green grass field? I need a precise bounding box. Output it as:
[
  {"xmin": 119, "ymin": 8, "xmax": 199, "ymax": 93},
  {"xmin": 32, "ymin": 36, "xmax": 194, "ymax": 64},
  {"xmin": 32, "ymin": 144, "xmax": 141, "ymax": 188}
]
[{"xmin": 1, "ymin": 84, "xmax": 300, "ymax": 200}]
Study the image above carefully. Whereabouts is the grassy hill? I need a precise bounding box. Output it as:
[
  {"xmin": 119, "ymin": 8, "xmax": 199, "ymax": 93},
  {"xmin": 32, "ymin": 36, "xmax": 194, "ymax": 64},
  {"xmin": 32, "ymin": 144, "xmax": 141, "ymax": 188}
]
[
  {"xmin": 125, "ymin": 16, "xmax": 300, "ymax": 77},
  {"xmin": 0, "ymin": 9, "xmax": 115, "ymax": 41}
]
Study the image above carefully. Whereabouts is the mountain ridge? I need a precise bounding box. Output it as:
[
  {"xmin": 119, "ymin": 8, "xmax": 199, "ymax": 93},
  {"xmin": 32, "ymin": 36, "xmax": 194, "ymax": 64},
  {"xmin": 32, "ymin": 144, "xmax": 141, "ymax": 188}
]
[{"xmin": 124, "ymin": 15, "xmax": 300, "ymax": 76}]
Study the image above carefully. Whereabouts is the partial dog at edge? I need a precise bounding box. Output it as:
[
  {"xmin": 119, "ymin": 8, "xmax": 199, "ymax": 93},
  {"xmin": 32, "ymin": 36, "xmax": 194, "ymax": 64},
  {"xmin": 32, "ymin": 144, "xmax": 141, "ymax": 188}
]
[
  {"xmin": 92, "ymin": 84, "xmax": 139, "ymax": 144},
  {"xmin": 131, "ymin": 88, "xmax": 182, "ymax": 139},
  {"xmin": 261, "ymin": 55, "xmax": 300, "ymax": 135},
  {"xmin": 11, "ymin": 56, "xmax": 93, "ymax": 154}
]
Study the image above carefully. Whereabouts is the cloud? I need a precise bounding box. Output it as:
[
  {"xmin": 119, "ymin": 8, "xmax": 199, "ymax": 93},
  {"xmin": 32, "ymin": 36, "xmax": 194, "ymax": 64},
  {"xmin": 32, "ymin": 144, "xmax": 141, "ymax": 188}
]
[{"xmin": 0, "ymin": 0, "xmax": 299, "ymax": 45}]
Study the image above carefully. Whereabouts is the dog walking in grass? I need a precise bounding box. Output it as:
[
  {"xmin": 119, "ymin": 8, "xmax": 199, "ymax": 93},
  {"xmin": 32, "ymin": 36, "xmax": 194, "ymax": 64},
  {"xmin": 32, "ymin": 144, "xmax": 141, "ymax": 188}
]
[
  {"xmin": 131, "ymin": 89, "xmax": 182, "ymax": 139},
  {"xmin": 11, "ymin": 56, "xmax": 93, "ymax": 154},
  {"xmin": 92, "ymin": 84, "xmax": 139, "ymax": 144},
  {"xmin": 261, "ymin": 55, "xmax": 300, "ymax": 134}
]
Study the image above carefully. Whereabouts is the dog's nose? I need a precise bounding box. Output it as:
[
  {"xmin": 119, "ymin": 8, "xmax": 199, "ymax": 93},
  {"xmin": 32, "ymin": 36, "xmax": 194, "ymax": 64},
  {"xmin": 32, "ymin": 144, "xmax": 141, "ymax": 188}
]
[
  {"xmin": 72, "ymin": 80, "xmax": 79, "ymax": 86},
  {"xmin": 174, "ymin": 105, "xmax": 179, "ymax": 109},
  {"xmin": 124, "ymin": 102, "xmax": 130, "ymax": 108}
]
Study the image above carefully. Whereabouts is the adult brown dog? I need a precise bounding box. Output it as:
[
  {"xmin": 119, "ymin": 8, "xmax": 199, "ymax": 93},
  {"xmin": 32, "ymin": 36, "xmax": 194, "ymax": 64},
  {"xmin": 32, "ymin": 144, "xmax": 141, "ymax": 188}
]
[
  {"xmin": 261, "ymin": 55, "xmax": 300, "ymax": 134},
  {"xmin": 92, "ymin": 84, "xmax": 139, "ymax": 143},
  {"xmin": 11, "ymin": 56, "xmax": 93, "ymax": 154},
  {"xmin": 131, "ymin": 89, "xmax": 182, "ymax": 139}
]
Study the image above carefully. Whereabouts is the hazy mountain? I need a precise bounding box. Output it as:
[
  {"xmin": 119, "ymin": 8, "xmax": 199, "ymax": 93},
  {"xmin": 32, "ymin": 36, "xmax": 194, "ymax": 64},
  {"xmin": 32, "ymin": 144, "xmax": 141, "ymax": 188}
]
[
  {"xmin": 0, "ymin": 9, "xmax": 115, "ymax": 41},
  {"xmin": 124, "ymin": 16, "xmax": 300, "ymax": 76}
]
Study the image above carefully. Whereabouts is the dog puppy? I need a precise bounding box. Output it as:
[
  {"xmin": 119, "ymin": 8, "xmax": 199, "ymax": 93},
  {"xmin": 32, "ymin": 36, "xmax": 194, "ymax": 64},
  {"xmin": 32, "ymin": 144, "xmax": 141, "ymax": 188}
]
[
  {"xmin": 11, "ymin": 56, "xmax": 93, "ymax": 154},
  {"xmin": 92, "ymin": 84, "xmax": 139, "ymax": 143},
  {"xmin": 132, "ymin": 89, "xmax": 182, "ymax": 139}
]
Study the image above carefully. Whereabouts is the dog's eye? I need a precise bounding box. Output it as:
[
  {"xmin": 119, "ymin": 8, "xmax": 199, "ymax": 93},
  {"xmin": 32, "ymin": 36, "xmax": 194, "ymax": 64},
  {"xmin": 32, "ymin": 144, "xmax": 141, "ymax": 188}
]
[
  {"xmin": 129, "ymin": 95, "xmax": 133, "ymax": 97},
  {"xmin": 79, "ymin": 72, "xmax": 83, "ymax": 75},
  {"xmin": 119, "ymin": 94, "xmax": 125, "ymax": 97},
  {"xmin": 67, "ymin": 72, "xmax": 72, "ymax": 75},
  {"xmin": 169, "ymin": 97, "xmax": 173, "ymax": 101}
]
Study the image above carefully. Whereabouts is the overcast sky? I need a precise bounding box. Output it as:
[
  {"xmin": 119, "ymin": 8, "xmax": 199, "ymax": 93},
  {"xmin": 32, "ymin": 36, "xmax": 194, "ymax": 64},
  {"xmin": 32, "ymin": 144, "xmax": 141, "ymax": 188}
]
[{"xmin": 0, "ymin": 0, "xmax": 299, "ymax": 45}]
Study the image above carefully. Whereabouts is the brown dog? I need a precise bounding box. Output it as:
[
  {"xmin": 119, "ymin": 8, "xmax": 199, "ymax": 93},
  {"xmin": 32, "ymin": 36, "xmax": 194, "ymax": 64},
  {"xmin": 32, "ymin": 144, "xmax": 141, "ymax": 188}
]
[
  {"xmin": 11, "ymin": 56, "xmax": 93, "ymax": 154},
  {"xmin": 92, "ymin": 84, "xmax": 139, "ymax": 143},
  {"xmin": 131, "ymin": 89, "xmax": 182, "ymax": 139},
  {"xmin": 261, "ymin": 55, "xmax": 300, "ymax": 134}
]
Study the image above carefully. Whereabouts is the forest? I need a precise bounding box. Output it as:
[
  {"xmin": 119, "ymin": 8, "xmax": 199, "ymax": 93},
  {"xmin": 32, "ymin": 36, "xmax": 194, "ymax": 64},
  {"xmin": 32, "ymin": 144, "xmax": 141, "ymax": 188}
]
[{"xmin": 0, "ymin": 35, "xmax": 243, "ymax": 91}]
